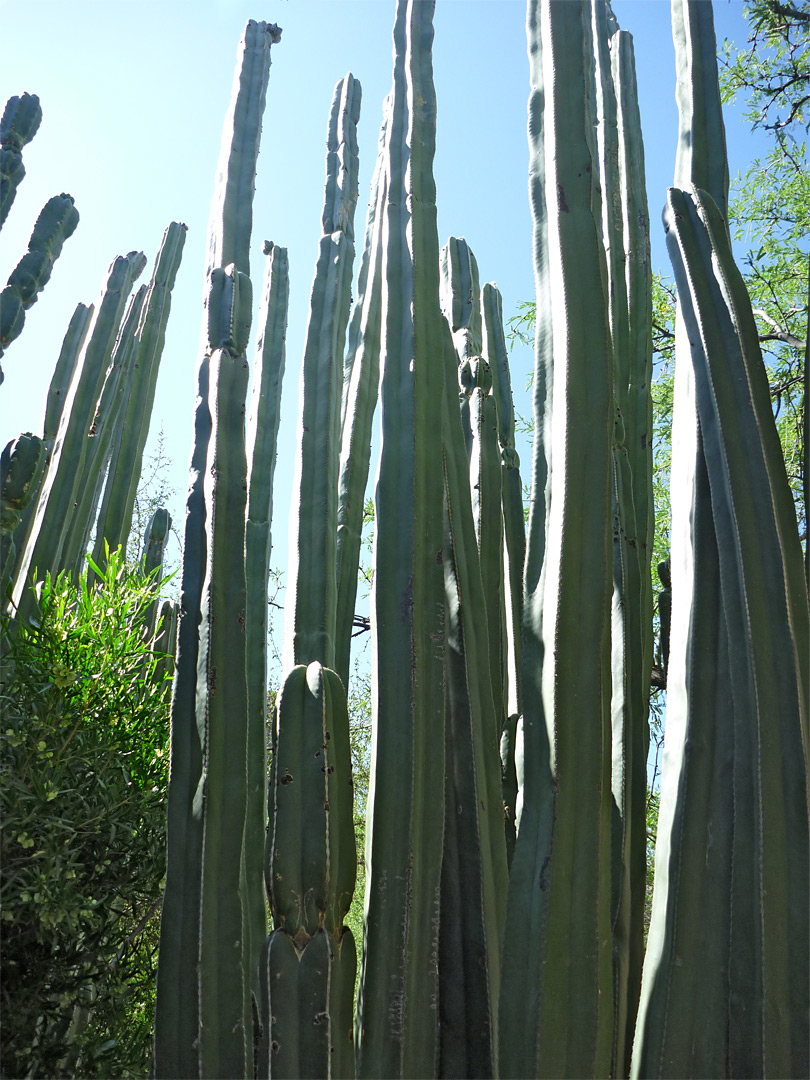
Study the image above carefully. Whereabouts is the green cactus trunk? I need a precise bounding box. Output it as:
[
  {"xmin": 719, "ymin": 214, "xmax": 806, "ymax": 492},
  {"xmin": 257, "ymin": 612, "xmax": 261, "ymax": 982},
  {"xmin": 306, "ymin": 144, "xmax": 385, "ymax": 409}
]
[
  {"xmin": 243, "ymin": 239, "xmax": 289, "ymax": 1043},
  {"xmin": 152, "ymin": 21, "xmax": 281, "ymax": 1080},
  {"xmin": 0, "ymin": 193, "xmax": 79, "ymax": 360},
  {"xmin": 0, "ymin": 93, "xmax": 42, "ymax": 229},
  {"xmin": 499, "ymin": 2, "xmax": 615, "ymax": 1075},
  {"xmin": 354, "ymin": 3, "xmax": 447, "ymax": 1076},
  {"xmin": 11, "ymin": 250, "xmax": 146, "ymax": 621},
  {"xmin": 282, "ymin": 73, "xmax": 361, "ymax": 674},
  {"xmin": 90, "ymin": 222, "xmax": 187, "ymax": 577}
]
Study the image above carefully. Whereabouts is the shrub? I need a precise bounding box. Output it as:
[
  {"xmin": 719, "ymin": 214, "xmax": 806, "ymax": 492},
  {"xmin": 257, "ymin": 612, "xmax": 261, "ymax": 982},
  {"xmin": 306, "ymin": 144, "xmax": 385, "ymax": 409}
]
[{"xmin": 1, "ymin": 552, "xmax": 171, "ymax": 1078}]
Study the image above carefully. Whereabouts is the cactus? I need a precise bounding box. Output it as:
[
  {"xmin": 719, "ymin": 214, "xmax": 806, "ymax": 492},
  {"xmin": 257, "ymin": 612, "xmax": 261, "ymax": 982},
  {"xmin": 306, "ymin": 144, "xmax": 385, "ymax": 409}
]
[
  {"xmin": 282, "ymin": 73, "xmax": 361, "ymax": 674},
  {"xmin": 354, "ymin": 3, "xmax": 447, "ymax": 1076},
  {"xmin": 268, "ymin": 70, "xmax": 360, "ymax": 1080},
  {"xmin": 498, "ymin": 2, "xmax": 615, "ymax": 1076},
  {"xmin": 0, "ymin": 193, "xmax": 79, "ymax": 365},
  {"xmin": 152, "ymin": 20, "xmax": 281, "ymax": 1080},
  {"xmin": 91, "ymin": 222, "xmax": 187, "ymax": 575},
  {"xmin": 0, "ymin": 433, "xmax": 46, "ymax": 595},
  {"xmin": 140, "ymin": 507, "xmax": 171, "ymax": 635},
  {"xmin": 59, "ymin": 284, "xmax": 148, "ymax": 580},
  {"xmin": 438, "ymin": 314, "xmax": 508, "ymax": 1078},
  {"xmin": 334, "ymin": 103, "xmax": 388, "ymax": 690},
  {"xmin": 10, "ymin": 250, "xmax": 146, "ymax": 620},
  {"xmin": 243, "ymin": 238, "xmax": 288, "ymax": 1042},
  {"xmin": 0, "ymin": 93, "xmax": 42, "ymax": 228},
  {"xmin": 265, "ymin": 663, "xmax": 356, "ymax": 1077},
  {"xmin": 152, "ymin": 357, "xmax": 211, "ymax": 1080}
]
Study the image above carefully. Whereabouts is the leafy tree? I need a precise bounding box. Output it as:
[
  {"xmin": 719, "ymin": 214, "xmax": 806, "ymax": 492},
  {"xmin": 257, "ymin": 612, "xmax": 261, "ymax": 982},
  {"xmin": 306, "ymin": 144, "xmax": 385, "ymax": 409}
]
[{"xmin": 0, "ymin": 551, "xmax": 172, "ymax": 1078}]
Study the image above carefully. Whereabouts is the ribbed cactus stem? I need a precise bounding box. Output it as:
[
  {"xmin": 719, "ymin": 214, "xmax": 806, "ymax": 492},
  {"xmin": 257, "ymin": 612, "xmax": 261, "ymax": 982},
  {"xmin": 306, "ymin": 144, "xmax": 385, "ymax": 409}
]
[
  {"xmin": 283, "ymin": 73, "xmax": 361, "ymax": 674},
  {"xmin": 334, "ymin": 102, "xmax": 388, "ymax": 690},
  {"xmin": 1, "ymin": 433, "xmax": 46, "ymax": 597},
  {"xmin": 153, "ymin": 358, "xmax": 211, "ymax": 1080},
  {"xmin": 6, "ymin": 303, "xmax": 93, "ymax": 598},
  {"xmin": 0, "ymin": 193, "xmax": 79, "ymax": 361},
  {"xmin": 481, "ymin": 282, "xmax": 525, "ymax": 721},
  {"xmin": 60, "ymin": 284, "xmax": 148, "ymax": 581},
  {"xmin": 438, "ymin": 316, "xmax": 508, "ymax": 1079},
  {"xmin": 141, "ymin": 507, "xmax": 171, "ymax": 636},
  {"xmin": 91, "ymin": 222, "xmax": 187, "ymax": 576},
  {"xmin": 153, "ymin": 22, "xmax": 280, "ymax": 1080},
  {"xmin": 0, "ymin": 93, "xmax": 42, "ymax": 228},
  {"xmin": 11, "ymin": 250, "xmax": 146, "ymax": 620},
  {"xmin": 243, "ymin": 239, "xmax": 288, "ymax": 1031},
  {"xmin": 632, "ymin": 183, "xmax": 810, "ymax": 1080},
  {"xmin": 356, "ymin": 3, "xmax": 446, "ymax": 1075},
  {"xmin": 499, "ymin": 2, "xmax": 615, "ymax": 1075}
]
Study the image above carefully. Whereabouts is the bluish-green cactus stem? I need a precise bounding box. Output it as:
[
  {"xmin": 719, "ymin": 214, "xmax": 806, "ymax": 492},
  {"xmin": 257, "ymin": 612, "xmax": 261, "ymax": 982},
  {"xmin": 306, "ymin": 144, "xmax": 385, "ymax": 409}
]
[
  {"xmin": 141, "ymin": 507, "xmax": 171, "ymax": 635},
  {"xmin": 590, "ymin": 6, "xmax": 652, "ymax": 1073},
  {"xmin": 334, "ymin": 103, "xmax": 388, "ymax": 691},
  {"xmin": 0, "ymin": 194, "xmax": 79, "ymax": 359},
  {"xmin": 438, "ymin": 315, "xmax": 508, "ymax": 1079},
  {"xmin": 1, "ymin": 433, "xmax": 46, "ymax": 534},
  {"xmin": 153, "ymin": 22, "xmax": 280, "ymax": 1080},
  {"xmin": 499, "ymin": 2, "xmax": 615, "ymax": 1076},
  {"xmin": 265, "ymin": 662, "xmax": 356, "ymax": 1079},
  {"xmin": 153, "ymin": 358, "xmax": 211, "ymax": 1080},
  {"xmin": 283, "ymin": 73, "xmax": 361, "ymax": 674},
  {"xmin": 243, "ymin": 239, "xmax": 288, "ymax": 1030},
  {"xmin": 6, "ymin": 302, "xmax": 93, "ymax": 599},
  {"xmin": 1, "ymin": 433, "xmax": 46, "ymax": 597},
  {"xmin": 355, "ymin": 3, "xmax": 446, "ymax": 1076},
  {"xmin": 0, "ymin": 92, "xmax": 42, "ymax": 228},
  {"xmin": 91, "ymin": 222, "xmax": 187, "ymax": 576},
  {"xmin": 632, "ymin": 183, "xmax": 810, "ymax": 1080},
  {"xmin": 480, "ymin": 282, "xmax": 525, "ymax": 723},
  {"xmin": 60, "ymin": 283, "xmax": 148, "ymax": 581},
  {"xmin": 440, "ymin": 236, "xmax": 481, "ymax": 455},
  {"xmin": 11, "ymin": 250, "xmax": 146, "ymax": 621}
]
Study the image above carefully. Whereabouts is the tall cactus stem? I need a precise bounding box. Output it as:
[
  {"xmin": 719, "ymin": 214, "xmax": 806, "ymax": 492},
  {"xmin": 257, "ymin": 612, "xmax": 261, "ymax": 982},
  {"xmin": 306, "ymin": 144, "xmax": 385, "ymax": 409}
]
[
  {"xmin": 282, "ymin": 73, "xmax": 361, "ymax": 674},
  {"xmin": 0, "ymin": 193, "xmax": 79, "ymax": 360},
  {"xmin": 11, "ymin": 250, "xmax": 146, "ymax": 621},
  {"xmin": 0, "ymin": 93, "xmax": 42, "ymax": 228},
  {"xmin": 91, "ymin": 222, "xmax": 187, "ymax": 576},
  {"xmin": 355, "ymin": 3, "xmax": 446, "ymax": 1075},
  {"xmin": 243, "ymin": 239, "xmax": 289, "ymax": 1027},
  {"xmin": 499, "ymin": 2, "xmax": 615, "ymax": 1075}
]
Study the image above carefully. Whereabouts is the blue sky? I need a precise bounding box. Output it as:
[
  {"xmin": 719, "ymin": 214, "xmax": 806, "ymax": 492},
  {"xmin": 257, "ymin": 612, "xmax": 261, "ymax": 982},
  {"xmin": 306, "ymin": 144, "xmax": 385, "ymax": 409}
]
[{"xmin": 0, "ymin": 0, "xmax": 768, "ymax": 628}]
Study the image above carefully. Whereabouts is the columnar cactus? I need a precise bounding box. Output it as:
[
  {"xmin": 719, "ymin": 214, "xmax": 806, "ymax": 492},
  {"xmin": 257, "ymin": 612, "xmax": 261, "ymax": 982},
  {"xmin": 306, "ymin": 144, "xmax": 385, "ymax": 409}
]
[
  {"xmin": 334, "ymin": 105, "xmax": 388, "ymax": 691},
  {"xmin": 242, "ymin": 239, "xmax": 288, "ymax": 1055},
  {"xmin": 498, "ymin": 2, "xmax": 616, "ymax": 1075},
  {"xmin": 11, "ymin": 249, "xmax": 147, "ymax": 620},
  {"xmin": 0, "ymin": 432, "xmax": 46, "ymax": 595},
  {"xmin": 0, "ymin": 193, "xmax": 79, "ymax": 362},
  {"xmin": 354, "ymin": 3, "xmax": 447, "ymax": 1075},
  {"xmin": 59, "ymin": 283, "xmax": 149, "ymax": 580},
  {"xmin": 152, "ymin": 20, "xmax": 281, "ymax": 1080},
  {"xmin": 282, "ymin": 73, "xmax": 361, "ymax": 674},
  {"xmin": 0, "ymin": 93, "xmax": 41, "ymax": 228}
]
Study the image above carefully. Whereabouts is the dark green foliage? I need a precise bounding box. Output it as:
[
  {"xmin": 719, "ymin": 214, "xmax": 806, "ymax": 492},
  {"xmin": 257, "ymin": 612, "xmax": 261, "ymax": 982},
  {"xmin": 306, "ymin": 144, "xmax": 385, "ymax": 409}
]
[{"xmin": 0, "ymin": 550, "xmax": 171, "ymax": 1078}]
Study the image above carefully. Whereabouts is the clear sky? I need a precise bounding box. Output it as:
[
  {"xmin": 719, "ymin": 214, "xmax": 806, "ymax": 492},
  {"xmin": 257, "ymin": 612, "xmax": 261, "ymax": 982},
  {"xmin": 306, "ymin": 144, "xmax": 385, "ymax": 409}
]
[{"xmin": 0, "ymin": 0, "xmax": 768, "ymax": 616}]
